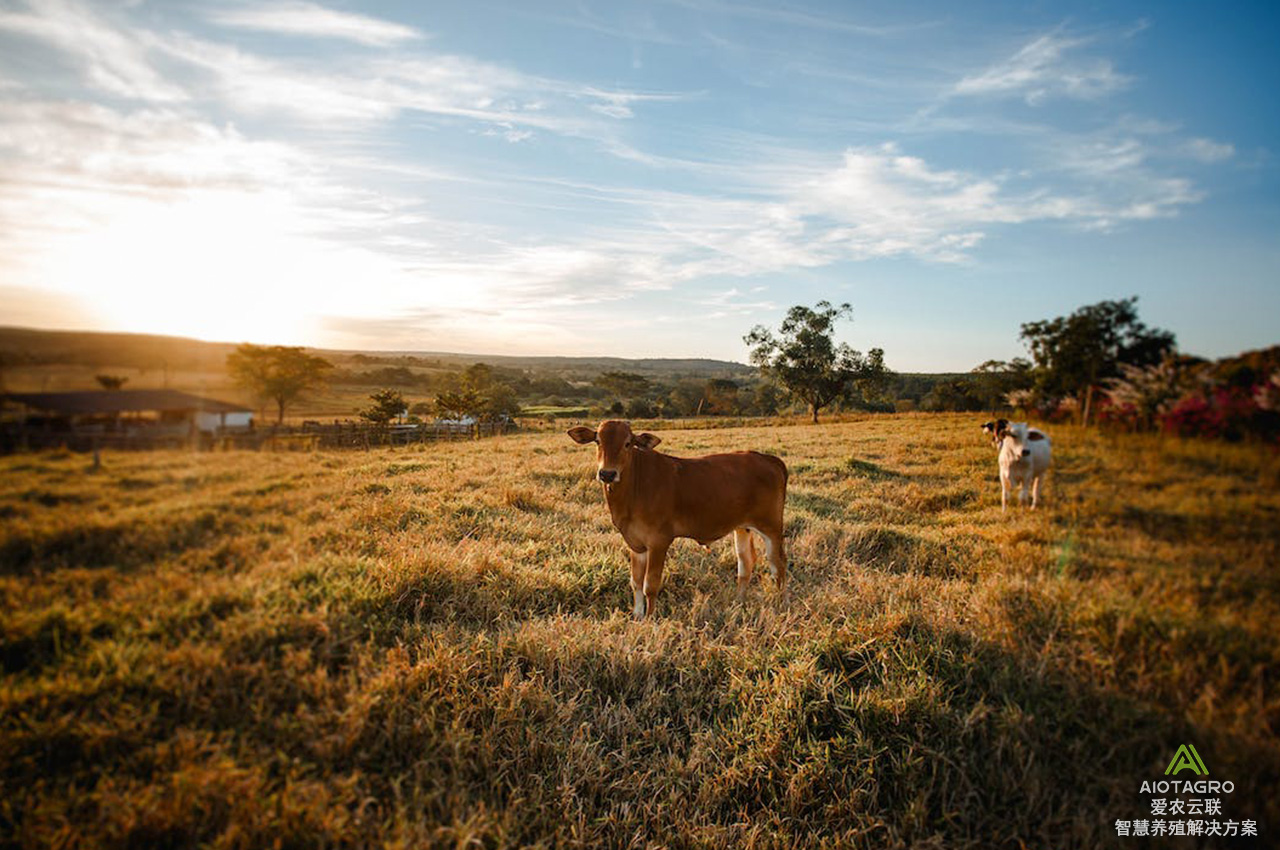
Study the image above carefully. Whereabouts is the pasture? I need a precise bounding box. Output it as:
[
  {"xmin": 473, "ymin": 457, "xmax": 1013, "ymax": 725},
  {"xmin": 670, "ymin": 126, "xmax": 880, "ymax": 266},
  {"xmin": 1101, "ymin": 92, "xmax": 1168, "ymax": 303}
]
[{"xmin": 1, "ymin": 414, "xmax": 1277, "ymax": 848}]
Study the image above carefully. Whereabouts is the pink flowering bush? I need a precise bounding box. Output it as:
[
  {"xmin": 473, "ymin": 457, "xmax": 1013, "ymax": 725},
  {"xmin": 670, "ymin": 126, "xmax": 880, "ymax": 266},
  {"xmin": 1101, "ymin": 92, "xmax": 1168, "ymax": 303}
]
[
  {"xmin": 1161, "ymin": 394, "xmax": 1227, "ymax": 439},
  {"xmin": 1160, "ymin": 386, "xmax": 1275, "ymax": 442}
]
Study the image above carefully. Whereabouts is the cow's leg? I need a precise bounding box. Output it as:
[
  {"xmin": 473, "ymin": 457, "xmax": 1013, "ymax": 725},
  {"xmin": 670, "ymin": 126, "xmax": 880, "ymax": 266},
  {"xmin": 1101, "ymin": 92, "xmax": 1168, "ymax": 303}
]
[
  {"xmin": 629, "ymin": 549, "xmax": 648, "ymax": 619},
  {"xmin": 643, "ymin": 541, "xmax": 670, "ymax": 619},
  {"xmin": 1001, "ymin": 473, "xmax": 1010, "ymax": 513},
  {"xmin": 1031, "ymin": 473, "xmax": 1042, "ymax": 509},
  {"xmin": 758, "ymin": 526, "xmax": 787, "ymax": 592},
  {"xmin": 733, "ymin": 528, "xmax": 755, "ymax": 595}
]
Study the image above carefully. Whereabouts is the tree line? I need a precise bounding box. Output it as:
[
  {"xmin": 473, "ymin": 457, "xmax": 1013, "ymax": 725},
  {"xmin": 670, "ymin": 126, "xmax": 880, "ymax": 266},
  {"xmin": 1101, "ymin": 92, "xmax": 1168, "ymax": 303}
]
[{"xmin": 221, "ymin": 295, "xmax": 1278, "ymax": 443}]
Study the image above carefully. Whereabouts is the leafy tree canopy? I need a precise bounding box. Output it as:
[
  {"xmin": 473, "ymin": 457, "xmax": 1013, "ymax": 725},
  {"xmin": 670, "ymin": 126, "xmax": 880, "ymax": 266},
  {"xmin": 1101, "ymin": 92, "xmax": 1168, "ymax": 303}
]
[
  {"xmin": 435, "ymin": 388, "xmax": 483, "ymax": 420},
  {"xmin": 1020, "ymin": 297, "xmax": 1175, "ymax": 409},
  {"xmin": 226, "ymin": 344, "xmax": 332, "ymax": 424},
  {"xmin": 744, "ymin": 301, "xmax": 889, "ymax": 423},
  {"xmin": 480, "ymin": 383, "xmax": 522, "ymax": 421},
  {"xmin": 360, "ymin": 389, "xmax": 408, "ymax": 425}
]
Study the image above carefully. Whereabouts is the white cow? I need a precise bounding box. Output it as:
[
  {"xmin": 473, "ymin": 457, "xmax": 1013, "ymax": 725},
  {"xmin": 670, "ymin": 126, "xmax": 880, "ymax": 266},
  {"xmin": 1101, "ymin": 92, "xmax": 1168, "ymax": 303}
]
[{"xmin": 994, "ymin": 421, "xmax": 1051, "ymax": 511}]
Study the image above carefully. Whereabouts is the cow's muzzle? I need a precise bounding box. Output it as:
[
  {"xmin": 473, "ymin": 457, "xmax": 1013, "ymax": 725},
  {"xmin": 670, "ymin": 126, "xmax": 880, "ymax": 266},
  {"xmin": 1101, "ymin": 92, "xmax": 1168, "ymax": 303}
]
[
  {"xmin": 598, "ymin": 469, "xmax": 618, "ymax": 484},
  {"xmin": 1021, "ymin": 449, "xmax": 1031, "ymax": 458}
]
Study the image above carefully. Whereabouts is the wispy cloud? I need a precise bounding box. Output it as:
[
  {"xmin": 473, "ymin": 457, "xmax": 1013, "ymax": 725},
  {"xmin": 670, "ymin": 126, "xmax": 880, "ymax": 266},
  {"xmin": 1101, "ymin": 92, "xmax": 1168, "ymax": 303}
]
[
  {"xmin": 954, "ymin": 32, "xmax": 1130, "ymax": 104},
  {"xmin": 207, "ymin": 2, "xmax": 423, "ymax": 47},
  {"xmin": 582, "ymin": 87, "xmax": 691, "ymax": 120},
  {"xmin": 159, "ymin": 33, "xmax": 555, "ymax": 126},
  {"xmin": 635, "ymin": 140, "xmax": 1206, "ymax": 272},
  {"xmin": 662, "ymin": 0, "xmax": 935, "ymax": 38},
  {"xmin": 1183, "ymin": 137, "xmax": 1236, "ymax": 163},
  {"xmin": 695, "ymin": 287, "xmax": 780, "ymax": 319},
  {"xmin": 2, "ymin": 0, "xmax": 683, "ymax": 146},
  {"xmin": 0, "ymin": 0, "xmax": 186, "ymax": 101}
]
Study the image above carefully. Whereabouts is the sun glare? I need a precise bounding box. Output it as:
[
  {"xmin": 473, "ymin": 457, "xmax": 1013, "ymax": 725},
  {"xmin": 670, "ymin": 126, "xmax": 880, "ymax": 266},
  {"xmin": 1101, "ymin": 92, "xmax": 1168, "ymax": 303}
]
[{"xmin": 32, "ymin": 189, "xmax": 405, "ymax": 345}]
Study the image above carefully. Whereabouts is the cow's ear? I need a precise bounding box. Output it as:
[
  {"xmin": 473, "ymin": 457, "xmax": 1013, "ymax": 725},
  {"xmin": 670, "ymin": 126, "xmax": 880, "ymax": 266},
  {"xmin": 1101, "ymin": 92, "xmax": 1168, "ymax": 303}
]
[
  {"xmin": 567, "ymin": 426, "xmax": 597, "ymax": 444},
  {"xmin": 981, "ymin": 421, "xmax": 995, "ymax": 432},
  {"xmin": 1026, "ymin": 430, "xmax": 1046, "ymax": 441},
  {"xmin": 632, "ymin": 432, "xmax": 661, "ymax": 450}
]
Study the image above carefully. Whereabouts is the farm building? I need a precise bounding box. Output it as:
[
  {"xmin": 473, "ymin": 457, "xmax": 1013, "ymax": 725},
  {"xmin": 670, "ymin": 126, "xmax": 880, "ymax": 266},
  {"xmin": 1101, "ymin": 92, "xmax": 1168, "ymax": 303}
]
[{"xmin": 2, "ymin": 389, "xmax": 253, "ymax": 436}]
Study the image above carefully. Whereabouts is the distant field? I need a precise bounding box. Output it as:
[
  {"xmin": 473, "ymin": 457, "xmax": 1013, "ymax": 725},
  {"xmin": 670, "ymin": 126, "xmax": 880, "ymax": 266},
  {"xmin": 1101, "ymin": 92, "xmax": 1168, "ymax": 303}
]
[
  {"xmin": 0, "ymin": 363, "xmax": 411, "ymax": 422},
  {"xmin": 520, "ymin": 405, "xmax": 591, "ymax": 418},
  {"xmin": 1, "ymin": 415, "xmax": 1277, "ymax": 847}
]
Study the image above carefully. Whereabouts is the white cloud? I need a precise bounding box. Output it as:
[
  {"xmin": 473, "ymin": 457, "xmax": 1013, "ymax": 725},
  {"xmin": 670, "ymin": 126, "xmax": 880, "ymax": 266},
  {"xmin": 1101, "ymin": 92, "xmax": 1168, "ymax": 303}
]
[
  {"xmin": 638, "ymin": 141, "xmax": 1204, "ymax": 272},
  {"xmin": 954, "ymin": 33, "xmax": 1129, "ymax": 104},
  {"xmin": 1184, "ymin": 137, "xmax": 1235, "ymax": 163},
  {"xmin": 208, "ymin": 2, "xmax": 423, "ymax": 47}
]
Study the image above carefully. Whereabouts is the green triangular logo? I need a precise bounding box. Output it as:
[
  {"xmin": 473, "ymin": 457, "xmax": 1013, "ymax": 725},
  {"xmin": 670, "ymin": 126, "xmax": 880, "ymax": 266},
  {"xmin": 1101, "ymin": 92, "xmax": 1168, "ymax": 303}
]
[{"xmin": 1165, "ymin": 744, "xmax": 1208, "ymax": 776}]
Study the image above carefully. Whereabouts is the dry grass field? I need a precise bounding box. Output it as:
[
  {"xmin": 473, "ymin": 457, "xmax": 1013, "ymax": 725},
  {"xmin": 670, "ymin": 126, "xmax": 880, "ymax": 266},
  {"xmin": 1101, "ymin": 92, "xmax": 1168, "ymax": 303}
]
[{"xmin": 1, "ymin": 414, "xmax": 1277, "ymax": 848}]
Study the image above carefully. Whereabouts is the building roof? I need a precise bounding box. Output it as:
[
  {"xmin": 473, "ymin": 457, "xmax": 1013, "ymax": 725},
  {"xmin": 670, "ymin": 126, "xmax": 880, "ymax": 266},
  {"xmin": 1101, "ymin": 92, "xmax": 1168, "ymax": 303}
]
[{"xmin": 4, "ymin": 389, "xmax": 253, "ymax": 415}]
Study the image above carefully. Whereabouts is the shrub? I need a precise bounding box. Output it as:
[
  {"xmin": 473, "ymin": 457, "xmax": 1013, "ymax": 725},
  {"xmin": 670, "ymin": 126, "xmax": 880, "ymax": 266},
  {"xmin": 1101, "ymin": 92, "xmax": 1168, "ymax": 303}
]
[
  {"xmin": 1160, "ymin": 387, "xmax": 1261, "ymax": 442},
  {"xmin": 1103, "ymin": 360, "xmax": 1193, "ymax": 431},
  {"xmin": 624, "ymin": 398, "xmax": 658, "ymax": 419},
  {"xmin": 1004, "ymin": 388, "xmax": 1036, "ymax": 414}
]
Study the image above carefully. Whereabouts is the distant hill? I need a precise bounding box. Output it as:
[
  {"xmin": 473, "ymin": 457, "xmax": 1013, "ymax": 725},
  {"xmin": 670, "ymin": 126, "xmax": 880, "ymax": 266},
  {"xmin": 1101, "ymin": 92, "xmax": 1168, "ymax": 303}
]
[
  {"xmin": 338, "ymin": 350, "xmax": 757, "ymax": 380},
  {"xmin": 0, "ymin": 327, "xmax": 239, "ymax": 372},
  {"xmin": 0, "ymin": 327, "xmax": 755, "ymax": 381}
]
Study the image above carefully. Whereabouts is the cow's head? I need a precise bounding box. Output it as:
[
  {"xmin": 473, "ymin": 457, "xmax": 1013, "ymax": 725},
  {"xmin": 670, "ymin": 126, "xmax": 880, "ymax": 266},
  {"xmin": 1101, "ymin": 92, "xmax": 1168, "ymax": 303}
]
[
  {"xmin": 566, "ymin": 419, "xmax": 661, "ymax": 485},
  {"xmin": 981, "ymin": 418, "xmax": 1009, "ymax": 448},
  {"xmin": 999, "ymin": 421, "xmax": 1034, "ymax": 459}
]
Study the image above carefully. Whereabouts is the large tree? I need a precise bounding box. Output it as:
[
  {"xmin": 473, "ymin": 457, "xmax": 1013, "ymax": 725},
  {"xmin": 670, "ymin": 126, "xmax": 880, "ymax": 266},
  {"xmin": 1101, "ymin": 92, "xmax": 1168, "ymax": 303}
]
[
  {"xmin": 1020, "ymin": 297, "xmax": 1175, "ymax": 422},
  {"xmin": 226, "ymin": 344, "xmax": 333, "ymax": 424},
  {"xmin": 744, "ymin": 301, "xmax": 888, "ymax": 423}
]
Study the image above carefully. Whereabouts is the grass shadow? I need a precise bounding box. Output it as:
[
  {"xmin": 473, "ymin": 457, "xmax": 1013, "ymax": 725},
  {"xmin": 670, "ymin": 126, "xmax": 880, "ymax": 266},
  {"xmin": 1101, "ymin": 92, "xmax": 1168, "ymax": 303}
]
[{"xmin": 844, "ymin": 457, "xmax": 907, "ymax": 480}]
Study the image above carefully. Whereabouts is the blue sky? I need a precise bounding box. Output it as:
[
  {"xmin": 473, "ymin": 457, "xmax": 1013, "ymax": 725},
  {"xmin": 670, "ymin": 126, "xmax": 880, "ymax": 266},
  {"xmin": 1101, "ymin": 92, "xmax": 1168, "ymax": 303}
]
[{"xmin": 0, "ymin": 0, "xmax": 1276, "ymax": 370}]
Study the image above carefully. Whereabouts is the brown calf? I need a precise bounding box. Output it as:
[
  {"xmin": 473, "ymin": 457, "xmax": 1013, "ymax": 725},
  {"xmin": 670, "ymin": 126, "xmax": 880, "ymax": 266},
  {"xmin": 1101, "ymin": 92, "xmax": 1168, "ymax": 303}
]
[{"xmin": 567, "ymin": 420, "xmax": 788, "ymax": 619}]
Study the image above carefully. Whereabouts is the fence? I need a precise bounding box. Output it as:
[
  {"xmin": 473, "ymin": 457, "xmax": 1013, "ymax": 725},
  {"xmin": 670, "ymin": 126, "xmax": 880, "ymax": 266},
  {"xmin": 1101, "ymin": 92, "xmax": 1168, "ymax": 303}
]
[{"xmin": 0, "ymin": 420, "xmax": 512, "ymax": 455}]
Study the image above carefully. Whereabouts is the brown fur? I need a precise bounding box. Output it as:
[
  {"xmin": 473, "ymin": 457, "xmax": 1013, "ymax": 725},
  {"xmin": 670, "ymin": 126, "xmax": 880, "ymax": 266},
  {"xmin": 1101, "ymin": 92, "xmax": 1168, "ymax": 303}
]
[{"xmin": 568, "ymin": 420, "xmax": 788, "ymax": 618}]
